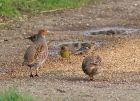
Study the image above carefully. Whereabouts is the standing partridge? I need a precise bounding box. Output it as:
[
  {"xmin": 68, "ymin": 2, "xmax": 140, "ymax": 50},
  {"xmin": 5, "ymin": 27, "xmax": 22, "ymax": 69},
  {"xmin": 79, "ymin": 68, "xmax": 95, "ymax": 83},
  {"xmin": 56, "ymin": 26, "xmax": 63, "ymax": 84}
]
[
  {"xmin": 23, "ymin": 29, "xmax": 48, "ymax": 77},
  {"xmin": 82, "ymin": 55, "xmax": 101, "ymax": 80}
]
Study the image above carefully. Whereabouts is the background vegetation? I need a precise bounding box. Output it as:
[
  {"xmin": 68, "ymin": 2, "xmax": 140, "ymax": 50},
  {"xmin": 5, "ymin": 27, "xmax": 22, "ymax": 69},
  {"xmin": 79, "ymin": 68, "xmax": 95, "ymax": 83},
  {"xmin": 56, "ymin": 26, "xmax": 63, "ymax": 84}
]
[
  {"xmin": 0, "ymin": 0, "xmax": 95, "ymax": 18},
  {"xmin": 0, "ymin": 88, "xmax": 36, "ymax": 101}
]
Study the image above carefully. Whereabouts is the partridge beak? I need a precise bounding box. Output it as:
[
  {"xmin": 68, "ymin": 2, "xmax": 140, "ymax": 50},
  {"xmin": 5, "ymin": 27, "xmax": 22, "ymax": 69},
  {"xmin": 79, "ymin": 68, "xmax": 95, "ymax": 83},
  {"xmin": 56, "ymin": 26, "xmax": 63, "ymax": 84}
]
[{"xmin": 25, "ymin": 36, "xmax": 32, "ymax": 40}]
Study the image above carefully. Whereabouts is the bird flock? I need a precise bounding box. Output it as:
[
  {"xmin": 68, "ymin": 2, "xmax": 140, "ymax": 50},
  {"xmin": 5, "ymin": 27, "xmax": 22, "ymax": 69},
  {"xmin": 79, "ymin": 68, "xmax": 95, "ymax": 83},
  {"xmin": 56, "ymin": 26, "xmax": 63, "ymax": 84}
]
[{"xmin": 23, "ymin": 29, "xmax": 102, "ymax": 81}]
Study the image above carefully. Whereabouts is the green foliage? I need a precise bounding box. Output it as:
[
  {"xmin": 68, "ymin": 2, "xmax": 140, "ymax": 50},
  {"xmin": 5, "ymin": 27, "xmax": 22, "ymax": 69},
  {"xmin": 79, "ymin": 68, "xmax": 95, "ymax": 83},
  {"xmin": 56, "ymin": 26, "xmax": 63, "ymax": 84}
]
[
  {"xmin": 0, "ymin": 0, "xmax": 19, "ymax": 17},
  {"xmin": 0, "ymin": 88, "xmax": 36, "ymax": 101},
  {"xmin": 0, "ymin": 0, "xmax": 95, "ymax": 18}
]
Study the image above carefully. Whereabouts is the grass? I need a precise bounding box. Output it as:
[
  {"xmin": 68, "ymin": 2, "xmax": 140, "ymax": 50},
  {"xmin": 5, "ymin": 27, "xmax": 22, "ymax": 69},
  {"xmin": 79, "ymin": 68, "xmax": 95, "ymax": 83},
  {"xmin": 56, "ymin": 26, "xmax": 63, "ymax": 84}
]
[
  {"xmin": 0, "ymin": 88, "xmax": 36, "ymax": 101},
  {"xmin": 0, "ymin": 0, "xmax": 96, "ymax": 18}
]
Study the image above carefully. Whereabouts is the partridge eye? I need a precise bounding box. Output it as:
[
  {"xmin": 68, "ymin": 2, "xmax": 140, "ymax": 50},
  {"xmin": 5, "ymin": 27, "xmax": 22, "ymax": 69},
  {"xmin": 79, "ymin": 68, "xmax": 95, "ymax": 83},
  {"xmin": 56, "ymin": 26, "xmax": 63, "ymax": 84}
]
[{"xmin": 33, "ymin": 35, "xmax": 38, "ymax": 40}]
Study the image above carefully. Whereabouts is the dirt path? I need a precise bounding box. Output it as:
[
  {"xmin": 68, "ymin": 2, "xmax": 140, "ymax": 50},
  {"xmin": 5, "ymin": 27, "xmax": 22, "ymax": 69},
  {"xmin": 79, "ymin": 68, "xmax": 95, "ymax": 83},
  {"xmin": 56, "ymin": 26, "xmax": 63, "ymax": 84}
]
[
  {"xmin": 0, "ymin": 0, "xmax": 140, "ymax": 100},
  {"xmin": 0, "ymin": 77, "xmax": 140, "ymax": 101}
]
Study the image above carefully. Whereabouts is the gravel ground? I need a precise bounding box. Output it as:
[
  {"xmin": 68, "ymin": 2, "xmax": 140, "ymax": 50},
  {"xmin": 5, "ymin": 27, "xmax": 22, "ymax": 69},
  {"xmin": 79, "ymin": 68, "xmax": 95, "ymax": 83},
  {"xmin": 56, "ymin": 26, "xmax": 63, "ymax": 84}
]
[{"xmin": 0, "ymin": 0, "xmax": 140, "ymax": 100}]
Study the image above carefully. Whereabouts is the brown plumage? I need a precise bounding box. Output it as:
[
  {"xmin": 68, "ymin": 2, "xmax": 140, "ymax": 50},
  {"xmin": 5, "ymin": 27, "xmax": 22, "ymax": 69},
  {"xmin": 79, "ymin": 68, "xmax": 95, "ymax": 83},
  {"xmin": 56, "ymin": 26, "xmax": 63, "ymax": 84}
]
[
  {"xmin": 23, "ymin": 29, "xmax": 48, "ymax": 77},
  {"xmin": 82, "ymin": 55, "xmax": 101, "ymax": 80}
]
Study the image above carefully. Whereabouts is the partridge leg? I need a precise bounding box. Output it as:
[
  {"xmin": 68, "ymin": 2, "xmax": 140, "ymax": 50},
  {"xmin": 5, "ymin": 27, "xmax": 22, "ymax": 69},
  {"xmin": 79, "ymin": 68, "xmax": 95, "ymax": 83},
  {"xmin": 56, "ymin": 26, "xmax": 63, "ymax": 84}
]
[
  {"xmin": 35, "ymin": 67, "xmax": 39, "ymax": 77},
  {"xmin": 30, "ymin": 67, "xmax": 33, "ymax": 77},
  {"xmin": 89, "ymin": 75, "xmax": 94, "ymax": 81}
]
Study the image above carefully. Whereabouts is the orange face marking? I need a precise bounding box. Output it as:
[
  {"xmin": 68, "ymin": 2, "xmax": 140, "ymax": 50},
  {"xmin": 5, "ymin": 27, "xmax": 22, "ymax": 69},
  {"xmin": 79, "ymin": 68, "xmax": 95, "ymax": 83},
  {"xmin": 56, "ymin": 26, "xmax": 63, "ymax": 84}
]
[{"xmin": 38, "ymin": 29, "xmax": 48, "ymax": 35}]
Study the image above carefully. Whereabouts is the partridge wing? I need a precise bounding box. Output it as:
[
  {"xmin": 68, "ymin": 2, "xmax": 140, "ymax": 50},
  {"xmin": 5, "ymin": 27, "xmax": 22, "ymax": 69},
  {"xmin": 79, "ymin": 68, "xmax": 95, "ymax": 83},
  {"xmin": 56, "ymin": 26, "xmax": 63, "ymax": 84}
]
[{"xmin": 23, "ymin": 45, "xmax": 37, "ymax": 65}]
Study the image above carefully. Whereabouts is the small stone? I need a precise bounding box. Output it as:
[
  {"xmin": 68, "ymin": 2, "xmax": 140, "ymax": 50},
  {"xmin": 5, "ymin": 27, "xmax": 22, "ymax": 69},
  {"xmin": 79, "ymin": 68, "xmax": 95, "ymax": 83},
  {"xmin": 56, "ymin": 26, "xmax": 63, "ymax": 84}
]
[
  {"xmin": 23, "ymin": 32, "xmax": 27, "ymax": 35},
  {"xmin": 134, "ymin": 3, "xmax": 138, "ymax": 6},
  {"xmin": 86, "ymin": 23, "xmax": 89, "ymax": 26},
  {"xmin": 4, "ymin": 39, "xmax": 8, "ymax": 42}
]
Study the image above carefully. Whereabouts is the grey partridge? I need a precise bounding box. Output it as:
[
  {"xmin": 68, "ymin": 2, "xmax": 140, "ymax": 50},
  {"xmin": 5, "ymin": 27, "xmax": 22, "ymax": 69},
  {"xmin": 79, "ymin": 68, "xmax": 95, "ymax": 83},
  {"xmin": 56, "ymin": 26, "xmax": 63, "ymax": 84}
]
[
  {"xmin": 23, "ymin": 29, "xmax": 48, "ymax": 77},
  {"xmin": 82, "ymin": 55, "xmax": 101, "ymax": 80}
]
